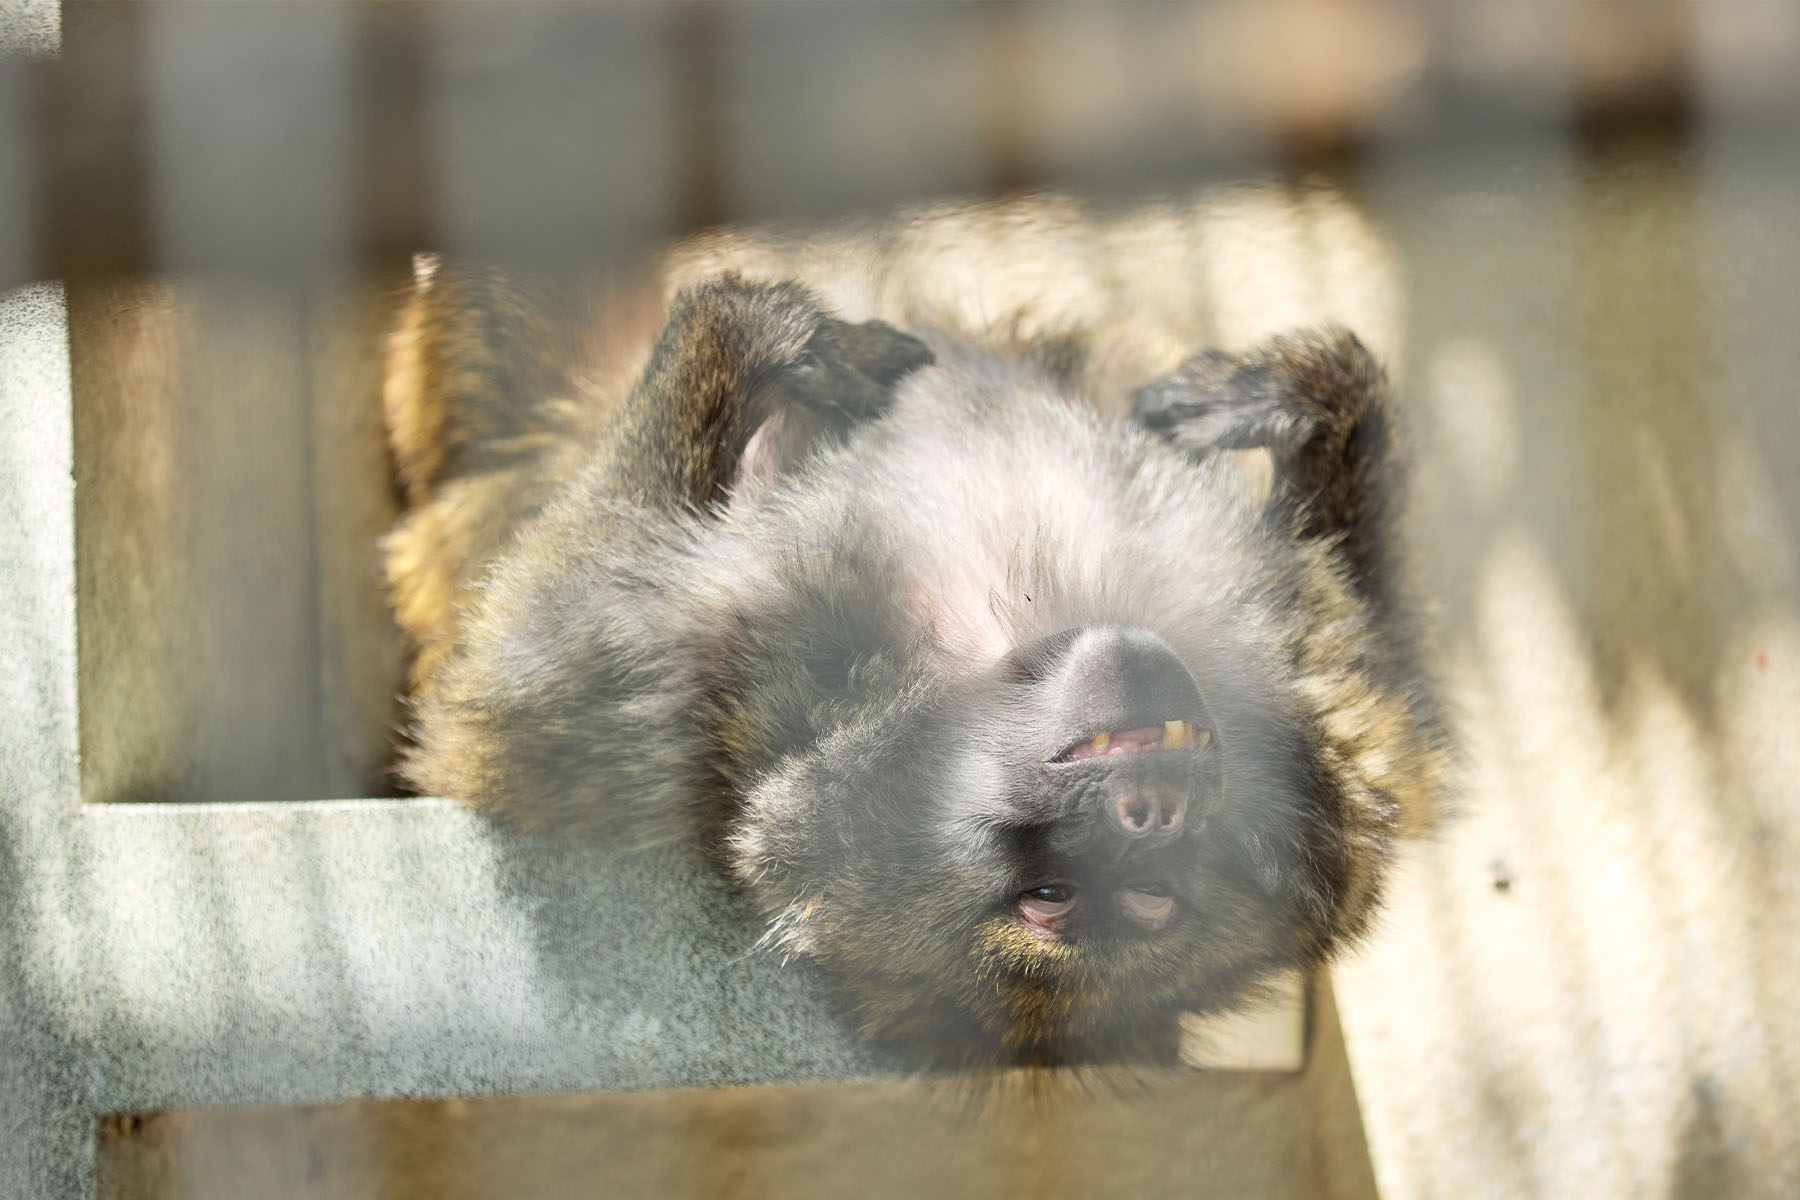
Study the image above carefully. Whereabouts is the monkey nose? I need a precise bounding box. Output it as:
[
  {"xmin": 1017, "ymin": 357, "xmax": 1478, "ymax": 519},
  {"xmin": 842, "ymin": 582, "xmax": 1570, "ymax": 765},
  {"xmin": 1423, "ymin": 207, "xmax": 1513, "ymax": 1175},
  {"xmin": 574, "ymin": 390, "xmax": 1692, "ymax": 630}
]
[{"xmin": 1110, "ymin": 788, "xmax": 1187, "ymax": 844}]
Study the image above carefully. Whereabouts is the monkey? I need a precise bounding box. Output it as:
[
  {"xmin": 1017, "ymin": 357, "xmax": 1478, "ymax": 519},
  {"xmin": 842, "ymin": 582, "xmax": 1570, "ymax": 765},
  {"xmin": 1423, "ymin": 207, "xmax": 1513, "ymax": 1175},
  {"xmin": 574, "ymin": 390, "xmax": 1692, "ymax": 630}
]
[{"xmin": 381, "ymin": 207, "xmax": 1449, "ymax": 1069}]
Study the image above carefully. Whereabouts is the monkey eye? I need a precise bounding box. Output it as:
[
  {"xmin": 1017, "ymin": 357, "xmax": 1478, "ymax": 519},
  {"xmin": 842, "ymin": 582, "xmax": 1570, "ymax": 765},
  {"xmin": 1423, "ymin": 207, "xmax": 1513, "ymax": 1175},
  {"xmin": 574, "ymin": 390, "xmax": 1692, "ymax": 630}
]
[
  {"xmin": 1015, "ymin": 883, "xmax": 1077, "ymax": 939},
  {"xmin": 1116, "ymin": 883, "xmax": 1177, "ymax": 931}
]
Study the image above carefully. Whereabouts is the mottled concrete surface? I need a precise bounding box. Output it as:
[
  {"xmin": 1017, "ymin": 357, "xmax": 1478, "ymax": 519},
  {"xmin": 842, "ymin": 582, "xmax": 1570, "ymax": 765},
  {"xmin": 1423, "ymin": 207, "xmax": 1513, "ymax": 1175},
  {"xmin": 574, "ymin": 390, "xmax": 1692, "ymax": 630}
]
[{"xmin": 0, "ymin": 0, "xmax": 54, "ymax": 56}]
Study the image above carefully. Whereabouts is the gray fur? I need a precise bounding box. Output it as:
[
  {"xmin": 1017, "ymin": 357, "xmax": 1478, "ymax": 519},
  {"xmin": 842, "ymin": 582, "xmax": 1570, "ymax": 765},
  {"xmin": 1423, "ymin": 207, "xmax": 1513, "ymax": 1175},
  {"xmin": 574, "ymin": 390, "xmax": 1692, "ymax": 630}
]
[{"xmin": 386, "ymin": 275, "xmax": 1448, "ymax": 1067}]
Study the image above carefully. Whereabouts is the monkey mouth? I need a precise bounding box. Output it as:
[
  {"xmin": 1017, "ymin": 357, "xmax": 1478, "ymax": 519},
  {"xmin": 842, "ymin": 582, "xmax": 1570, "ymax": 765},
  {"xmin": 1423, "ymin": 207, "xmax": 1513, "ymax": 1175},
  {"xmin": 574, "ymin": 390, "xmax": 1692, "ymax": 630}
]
[{"xmin": 1052, "ymin": 720, "xmax": 1209, "ymax": 764}]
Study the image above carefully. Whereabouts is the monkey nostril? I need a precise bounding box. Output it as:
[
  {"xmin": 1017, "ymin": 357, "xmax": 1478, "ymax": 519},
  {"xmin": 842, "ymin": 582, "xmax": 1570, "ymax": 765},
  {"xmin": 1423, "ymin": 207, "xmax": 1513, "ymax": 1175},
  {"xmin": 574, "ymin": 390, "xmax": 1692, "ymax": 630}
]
[
  {"xmin": 1111, "ymin": 791, "xmax": 1187, "ymax": 840},
  {"xmin": 1117, "ymin": 793, "xmax": 1151, "ymax": 833}
]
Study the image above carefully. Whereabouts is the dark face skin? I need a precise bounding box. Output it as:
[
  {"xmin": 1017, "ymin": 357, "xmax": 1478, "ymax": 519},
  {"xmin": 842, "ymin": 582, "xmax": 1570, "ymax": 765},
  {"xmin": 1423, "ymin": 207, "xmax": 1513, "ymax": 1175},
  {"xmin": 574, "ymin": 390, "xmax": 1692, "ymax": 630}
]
[{"xmin": 962, "ymin": 626, "xmax": 1224, "ymax": 944}]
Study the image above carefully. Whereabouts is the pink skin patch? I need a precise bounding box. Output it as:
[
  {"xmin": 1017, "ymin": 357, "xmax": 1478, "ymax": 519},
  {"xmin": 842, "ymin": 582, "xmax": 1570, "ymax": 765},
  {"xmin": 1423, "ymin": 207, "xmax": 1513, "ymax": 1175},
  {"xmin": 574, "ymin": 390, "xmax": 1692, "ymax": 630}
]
[
  {"xmin": 1016, "ymin": 889, "xmax": 1075, "ymax": 940},
  {"xmin": 1115, "ymin": 887, "xmax": 1176, "ymax": 931},
  {"xmin": 1015, "ymin": 885, "xmax": 1178, "ymax": 939}
]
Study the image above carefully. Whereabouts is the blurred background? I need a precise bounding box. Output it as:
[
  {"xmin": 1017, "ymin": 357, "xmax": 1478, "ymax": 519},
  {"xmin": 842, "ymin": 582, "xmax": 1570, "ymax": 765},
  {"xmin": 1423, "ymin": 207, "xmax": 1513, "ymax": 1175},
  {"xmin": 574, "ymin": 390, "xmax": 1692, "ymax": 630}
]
[
  {"xmin": 4, "ymin": 1, "xmax": 1794, "ymax": 279},
  {"xmin": 6, "ymin": 1, "xmax": 1799, "ymax": 1197},
  {"xmin": 0, "ymin": 0, "xmax": 1792, "ymax": 278}
]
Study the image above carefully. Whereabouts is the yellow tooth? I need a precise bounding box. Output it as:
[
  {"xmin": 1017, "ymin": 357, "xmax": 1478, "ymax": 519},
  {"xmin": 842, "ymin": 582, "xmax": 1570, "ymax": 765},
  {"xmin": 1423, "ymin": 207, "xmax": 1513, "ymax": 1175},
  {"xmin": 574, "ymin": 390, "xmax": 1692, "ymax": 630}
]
[
  {"xmin": 1164, "ymin": 720, "xmax": 1186, "ymax": 749},
  {"xmin": 1196, "ymin": 727, "xmax": 1212, "ymax": 748},
  {"xmin": 1092, "ymin": 730, "xmax": 1112, "ymax": 754}
]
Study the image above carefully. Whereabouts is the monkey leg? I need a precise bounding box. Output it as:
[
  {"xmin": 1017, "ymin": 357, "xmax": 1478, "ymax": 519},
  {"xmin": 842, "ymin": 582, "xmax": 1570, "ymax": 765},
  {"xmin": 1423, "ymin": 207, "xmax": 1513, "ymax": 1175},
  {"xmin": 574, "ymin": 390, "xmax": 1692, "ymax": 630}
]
[
  {"xmin": 591, "ymin": 276, "xmax": 931, "ymax": 513},
  {"xmin": 384, "ymin": 269, "xmax": 929, "ymax": 695},
  {"xmin": 1128, "ymin": 328, "xmax": 1397, "ymax": 618},
  {"xmin": 1131, "ymin": 328, "xmax": 1448, "ymax": 884}
]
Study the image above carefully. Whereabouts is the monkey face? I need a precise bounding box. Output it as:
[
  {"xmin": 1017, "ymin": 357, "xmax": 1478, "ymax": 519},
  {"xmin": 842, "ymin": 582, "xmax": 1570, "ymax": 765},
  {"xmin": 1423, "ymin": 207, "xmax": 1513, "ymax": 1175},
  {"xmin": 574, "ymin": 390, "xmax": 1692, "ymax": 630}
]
[
  {"xmin": 982, "ymin": 625, "xmax": 1225, "ymax": 937},
  {"xmin": 726, "ymin": 609, "xmax": 1343, "ymax": 1067}
]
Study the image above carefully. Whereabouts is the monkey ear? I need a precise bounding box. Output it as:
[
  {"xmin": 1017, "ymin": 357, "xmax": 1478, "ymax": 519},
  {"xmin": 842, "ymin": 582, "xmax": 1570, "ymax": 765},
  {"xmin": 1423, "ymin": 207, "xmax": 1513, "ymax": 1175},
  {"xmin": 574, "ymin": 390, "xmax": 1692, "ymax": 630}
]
[
  {"xmin": 825, "ymin": 317, "xmax": 935, "ymax": 390},
  {"xmin": 1128, "ymin": 327, "xmax": 1382, "ymax": 461},
  {"xmin": 736, "ymin": 316, "xmax": 933, "ymax": 497}
]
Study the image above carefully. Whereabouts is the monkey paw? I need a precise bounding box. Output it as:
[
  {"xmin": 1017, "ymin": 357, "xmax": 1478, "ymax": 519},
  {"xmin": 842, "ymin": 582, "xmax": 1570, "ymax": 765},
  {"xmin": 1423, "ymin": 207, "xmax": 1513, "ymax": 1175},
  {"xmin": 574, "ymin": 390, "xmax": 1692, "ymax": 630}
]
[{"xmin": 1129, "ymin": 327, "xmax": 1381, "ymax": 463}]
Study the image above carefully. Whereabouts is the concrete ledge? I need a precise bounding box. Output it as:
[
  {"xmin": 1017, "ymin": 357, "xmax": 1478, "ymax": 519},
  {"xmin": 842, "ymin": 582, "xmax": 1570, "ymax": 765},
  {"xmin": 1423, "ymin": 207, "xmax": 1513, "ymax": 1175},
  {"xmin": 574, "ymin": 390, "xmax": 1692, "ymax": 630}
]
[{"xmin": 88, "ymin": 982, "xmax": 1370, "ymax": 1200}]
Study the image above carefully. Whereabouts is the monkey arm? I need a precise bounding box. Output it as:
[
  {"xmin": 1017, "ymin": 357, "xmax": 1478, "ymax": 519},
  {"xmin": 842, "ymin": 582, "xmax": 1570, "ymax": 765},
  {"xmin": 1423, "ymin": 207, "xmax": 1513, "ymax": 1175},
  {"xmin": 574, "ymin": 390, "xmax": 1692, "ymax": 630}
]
[{"xmin": 1131, "ymin": 329, "xmax": 1446, "ymax": 903}]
